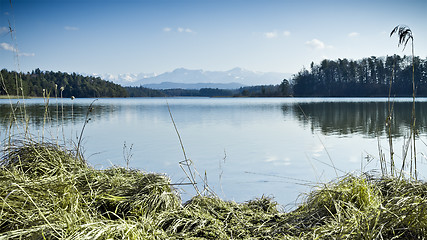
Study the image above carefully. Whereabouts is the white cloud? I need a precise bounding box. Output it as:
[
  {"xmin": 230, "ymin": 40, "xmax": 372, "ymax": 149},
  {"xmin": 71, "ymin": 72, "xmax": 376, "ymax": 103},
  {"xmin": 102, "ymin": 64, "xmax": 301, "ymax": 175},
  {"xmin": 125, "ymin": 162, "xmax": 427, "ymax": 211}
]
[
  {"xmin": 348, "ymin": 32, "xmax": 360, "ymax": 37},
  {"xmin": 1, "ymin": 42, "xmax": 35, "ymax": 56},
  {"xmin": 64, "ymin": 26, "xmax": 79, "ymax": 31},
  {"xmin": 263, "ymin": 30, "xmax": 290, "ymax": 39},
  {"xmin": 305, "ymin": 38, "xmax": 332, "ymax": 50},
  {"xmin": 178, "ymin": 27, "xmax": 194, "ymax": 33},
  {"xmin": 0, "ymin": 42, "xmax": 15, "ymax": 51},
  {"xmin": 0, "ymin": 26, "xmax": 8, "ymax": 34},
  {"xmin": 163, "ymin": 27, "xmax": 194, "ymax": 33},
  {"xmin": 264, "ymin": 31, "xmax": 278, "ymax": 39},
  {"xmin": 18, "ymin": 52, "xmax": 35, "ymax": 57}
]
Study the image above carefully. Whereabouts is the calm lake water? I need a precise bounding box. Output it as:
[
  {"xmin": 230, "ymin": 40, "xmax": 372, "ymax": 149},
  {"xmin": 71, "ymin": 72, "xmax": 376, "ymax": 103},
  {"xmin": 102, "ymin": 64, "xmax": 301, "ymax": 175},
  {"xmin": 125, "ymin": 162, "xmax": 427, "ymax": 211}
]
[{"xmin": 2, "ymin": 97, "xmax": 427, "ymax": 208}]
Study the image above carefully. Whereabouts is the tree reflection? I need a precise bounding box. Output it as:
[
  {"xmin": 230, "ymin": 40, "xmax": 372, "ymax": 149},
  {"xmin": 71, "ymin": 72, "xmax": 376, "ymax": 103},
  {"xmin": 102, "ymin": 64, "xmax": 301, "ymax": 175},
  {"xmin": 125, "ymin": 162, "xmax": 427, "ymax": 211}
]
[
  {"xmin": 0, "ymin": 102, "xmax": 115, "ymax": 129},
  {"xmin": 287, "ymin": 101, "xmax": 427, "ymax": 137},
  {"xmin": 2, "ymin": 100, "xmax": 427, "ymax": 139}
]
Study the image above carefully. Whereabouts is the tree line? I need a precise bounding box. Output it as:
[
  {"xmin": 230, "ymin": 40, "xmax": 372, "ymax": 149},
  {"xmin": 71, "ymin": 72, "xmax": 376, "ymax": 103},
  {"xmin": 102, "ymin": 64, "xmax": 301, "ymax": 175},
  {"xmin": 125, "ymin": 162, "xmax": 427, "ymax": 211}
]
[
  {"xmin": 0, "ymin": 68, "xmax": 128, "ymax": 98},
  {"xmin": 2, "ymin": 55, "xmax": 426, "ymax": 98},
  {"xmin": 292, "ymin": 55, "xmax": 427, "ymax": 97},
  {"xmin": 125, "ymin": 82, "xmax": 290, "ymax": 97},
  {"xmin": 0, "ymin": 68, "xmax": 291, "ymax": 98}
]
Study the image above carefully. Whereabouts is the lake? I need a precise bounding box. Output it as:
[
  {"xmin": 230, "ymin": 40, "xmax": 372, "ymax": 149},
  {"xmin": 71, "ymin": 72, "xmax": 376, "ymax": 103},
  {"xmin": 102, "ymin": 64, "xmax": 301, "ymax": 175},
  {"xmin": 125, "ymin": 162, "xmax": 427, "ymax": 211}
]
[{"xmin": 2, "ymin": 97, "xmax": 427, "ymax": 208}]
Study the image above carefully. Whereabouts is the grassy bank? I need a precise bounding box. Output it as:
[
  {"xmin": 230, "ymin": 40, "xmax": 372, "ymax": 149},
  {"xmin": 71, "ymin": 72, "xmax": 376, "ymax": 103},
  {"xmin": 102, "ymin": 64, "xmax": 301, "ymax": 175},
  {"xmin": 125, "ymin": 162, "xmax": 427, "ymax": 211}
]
[{"xmin": 0, "ymin": 141, "xmax": 426, "ymax": 239}]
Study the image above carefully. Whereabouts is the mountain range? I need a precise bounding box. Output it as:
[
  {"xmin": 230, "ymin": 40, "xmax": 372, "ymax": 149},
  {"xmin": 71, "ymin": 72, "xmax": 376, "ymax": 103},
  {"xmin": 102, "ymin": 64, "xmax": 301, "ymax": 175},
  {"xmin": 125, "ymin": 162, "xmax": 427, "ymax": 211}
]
[{"xmin": 90, "ymin": 67, "xmax": 292, "ymax": 89}]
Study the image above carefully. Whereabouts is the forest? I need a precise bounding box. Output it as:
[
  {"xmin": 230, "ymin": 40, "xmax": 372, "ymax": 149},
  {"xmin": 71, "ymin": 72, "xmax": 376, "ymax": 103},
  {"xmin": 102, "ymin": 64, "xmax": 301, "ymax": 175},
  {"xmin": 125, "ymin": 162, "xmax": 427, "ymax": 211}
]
[
  {"xmin": 292, "ymin": 55, "xmax": 427, "ymax": 97},
  {"xmin": 0, "ymin": 68, "xmax": 290, "ymax": 98},
  {"xmin": 1, "ymin": 55, "xmax": 426, "ymax": 98},
  {"xmin": 0, "ymin": 68, "xmax": 128, "ymax": 98},
  {"xmin": 125, "ymin": 83, "xmax": 290, "ymax": 97}
]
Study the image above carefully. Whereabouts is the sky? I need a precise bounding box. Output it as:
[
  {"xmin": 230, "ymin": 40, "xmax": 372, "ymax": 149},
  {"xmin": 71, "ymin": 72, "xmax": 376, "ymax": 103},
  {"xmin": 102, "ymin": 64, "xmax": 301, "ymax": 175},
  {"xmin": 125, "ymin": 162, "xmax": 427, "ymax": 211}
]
[{"xmin": 1, "ymin": 0, "xmax": 427, "ymax": 77}]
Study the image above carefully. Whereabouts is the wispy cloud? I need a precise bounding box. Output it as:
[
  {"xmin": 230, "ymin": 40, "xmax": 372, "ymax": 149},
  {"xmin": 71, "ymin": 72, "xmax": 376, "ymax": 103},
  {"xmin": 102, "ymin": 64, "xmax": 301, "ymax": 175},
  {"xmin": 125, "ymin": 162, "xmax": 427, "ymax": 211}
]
[
  {"xmin": 348, "ymin": 32, "xmax": 360, "ymax": 37},
  {"xmin": 0, "ymin": 26, "xmax": 8, "ymax": 34},
  {"xmin": 263, "ymin": 30, "xmax": 290, "ymax": 39},
  {"xmin": 19, "ymin": 52, "xmax": 35, "ymax": 57},
  {"xmin": 0, "ymin": 42, "xmax": 35, "ymax": 56},
  {"xmin": 264, "ymin": 31, "xmax": 278, "ymax": 39},
  {"xmin": 64, "ymin": 26, "xmax": 79, "ymax": 31},
  {"xmin": 177, "ymin": 27, "xmax": 194, "ymax": 33},
  {"xmin": 305, "ymin": 38, "xmax": 332, "ymax": 50},
  {"xmin": 0, "ymin": 42, "xmax": 15, "ymax": 51},
  {"xmin": 165, "ymin": 27, "xmax": 195, "ymax": 33}
]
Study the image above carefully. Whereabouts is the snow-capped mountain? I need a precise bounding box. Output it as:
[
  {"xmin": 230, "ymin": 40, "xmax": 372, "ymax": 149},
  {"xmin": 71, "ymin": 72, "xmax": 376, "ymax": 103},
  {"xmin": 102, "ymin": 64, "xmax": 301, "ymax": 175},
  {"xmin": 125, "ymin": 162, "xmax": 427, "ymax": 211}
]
[
  {"xmin": 89, "ymin": 72, "xmax": 157, "ymax": 86},
  {"xmin": 89, "ymin": 68, "xmax": 292, "ymax": 89}
]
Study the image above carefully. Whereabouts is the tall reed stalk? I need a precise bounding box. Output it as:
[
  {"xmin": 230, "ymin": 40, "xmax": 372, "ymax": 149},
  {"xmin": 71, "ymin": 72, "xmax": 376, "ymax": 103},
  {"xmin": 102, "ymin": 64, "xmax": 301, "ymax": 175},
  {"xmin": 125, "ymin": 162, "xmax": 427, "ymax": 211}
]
[
  {"xmin": 1, "ymin": 1, "xmax": 31, "ymax": 143},
  {"xmin": 384, "ymin": 56, "xmax": 397, "ymax": 177},
  {"xmin": 390, "ymin": 25, "xmax": 416, "ymax": 179}
]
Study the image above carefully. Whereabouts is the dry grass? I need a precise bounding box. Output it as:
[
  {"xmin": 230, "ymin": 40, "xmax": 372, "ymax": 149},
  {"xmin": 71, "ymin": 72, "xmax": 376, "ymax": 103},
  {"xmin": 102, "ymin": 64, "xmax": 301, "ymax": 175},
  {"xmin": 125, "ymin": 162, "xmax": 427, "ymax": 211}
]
[{"xmin": 1, "ymin": 142, "xmax": 427, "ymax": 239}]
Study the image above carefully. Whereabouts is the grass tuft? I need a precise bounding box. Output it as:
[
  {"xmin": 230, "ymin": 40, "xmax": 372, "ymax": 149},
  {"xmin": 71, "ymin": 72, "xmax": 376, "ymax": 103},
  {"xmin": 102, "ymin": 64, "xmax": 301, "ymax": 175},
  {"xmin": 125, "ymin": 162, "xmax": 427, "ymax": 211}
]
[
  {"xmin": 0, "ymin": 140, "xmax": 180, "ymax": 239},
  {"xmin": 2, "ymin": 142, "xmax": 427, "ymax": 239},
  {"xmin": 1, "ymin": 139, "xmax": 85, "ymax": 177}
]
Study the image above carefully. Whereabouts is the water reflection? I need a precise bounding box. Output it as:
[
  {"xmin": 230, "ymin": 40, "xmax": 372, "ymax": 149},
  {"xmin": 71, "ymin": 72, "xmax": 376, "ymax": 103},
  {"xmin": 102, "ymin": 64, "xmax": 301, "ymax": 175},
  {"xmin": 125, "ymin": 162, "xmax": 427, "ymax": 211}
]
[
  {"xmin": 0, "ymin": 100, "xmax": 116, "ymax": 129},
  {"xmin": 2, "ymin": 97, "xmax": 427, "ymax": 206},
  {"xmin": 2, "ymin": 98, "xmax": 427, "ymax": 139},
  {"xmin": 287, "ymin": 101, "xmax": 427, "ymax": 137}
]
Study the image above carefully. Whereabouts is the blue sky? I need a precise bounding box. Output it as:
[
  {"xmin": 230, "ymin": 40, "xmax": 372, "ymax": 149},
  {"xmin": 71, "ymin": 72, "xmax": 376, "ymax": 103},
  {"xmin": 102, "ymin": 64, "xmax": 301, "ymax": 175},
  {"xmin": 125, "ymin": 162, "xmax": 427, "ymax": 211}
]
[{"xmin": 1, "ymin": 0, "xmax": 427, "ymax": 76}]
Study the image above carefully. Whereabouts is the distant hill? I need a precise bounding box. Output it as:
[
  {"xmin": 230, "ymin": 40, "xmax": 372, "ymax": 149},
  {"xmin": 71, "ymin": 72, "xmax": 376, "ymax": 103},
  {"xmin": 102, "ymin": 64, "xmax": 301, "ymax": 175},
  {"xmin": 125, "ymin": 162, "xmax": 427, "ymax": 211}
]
[
  {"xmin": 142, "ymin": 82, "xmax": 244, "ymax": 90},
  {"xmin": 90, "ymin": 67, "xmax": 292, "ymax": 89},
  {"xmin": 89, "ymin": 72, "xmax": 157, "ymax": 86},
  {"xmin": 0, "ymin": 68, "xmax": 291, "ymax": 98}
]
